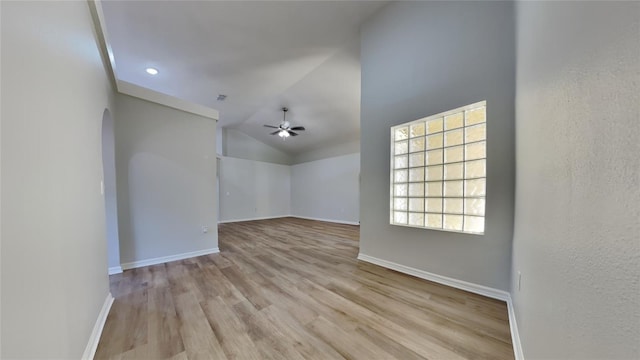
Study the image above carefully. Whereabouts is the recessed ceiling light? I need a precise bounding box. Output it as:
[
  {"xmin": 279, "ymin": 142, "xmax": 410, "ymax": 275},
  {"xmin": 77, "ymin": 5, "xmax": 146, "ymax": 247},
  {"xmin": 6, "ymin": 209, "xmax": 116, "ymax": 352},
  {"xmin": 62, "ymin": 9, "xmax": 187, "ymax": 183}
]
[{"xmin": 145, "ymin": 67, "xmax": 159, "ymax": 75}]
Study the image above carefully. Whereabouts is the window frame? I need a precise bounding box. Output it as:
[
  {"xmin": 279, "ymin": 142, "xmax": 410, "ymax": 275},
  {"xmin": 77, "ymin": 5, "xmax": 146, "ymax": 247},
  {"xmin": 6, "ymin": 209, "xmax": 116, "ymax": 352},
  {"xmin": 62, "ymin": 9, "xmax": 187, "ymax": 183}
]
[{"xmin": 389, "ymin": 100, "xmax": 487, "ymax": 235}]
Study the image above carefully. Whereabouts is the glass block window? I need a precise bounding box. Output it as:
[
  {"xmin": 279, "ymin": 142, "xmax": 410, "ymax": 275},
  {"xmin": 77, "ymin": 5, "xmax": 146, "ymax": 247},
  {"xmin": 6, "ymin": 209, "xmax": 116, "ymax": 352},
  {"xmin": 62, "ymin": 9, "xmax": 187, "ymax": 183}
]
[{"xmin": 390, "ymin": 101, "xmax": 486, "ymax": 234}]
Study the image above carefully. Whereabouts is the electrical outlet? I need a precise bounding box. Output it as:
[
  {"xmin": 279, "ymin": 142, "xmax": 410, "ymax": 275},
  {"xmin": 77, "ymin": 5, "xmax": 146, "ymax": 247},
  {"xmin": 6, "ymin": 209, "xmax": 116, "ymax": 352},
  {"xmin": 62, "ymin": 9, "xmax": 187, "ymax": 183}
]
[
  {"xmin": 201, "ymin": 226, "xmax": 209, "ymax": 234},
  {"xmin": 517, "ymin": 271, "xmax": 522, "ymax": 291}
]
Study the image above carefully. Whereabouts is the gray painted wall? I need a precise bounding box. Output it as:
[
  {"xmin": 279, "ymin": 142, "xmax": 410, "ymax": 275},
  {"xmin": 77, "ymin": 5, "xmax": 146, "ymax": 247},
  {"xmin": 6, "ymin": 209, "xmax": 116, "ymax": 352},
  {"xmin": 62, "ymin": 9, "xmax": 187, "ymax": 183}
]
[
  {"xmin": 102, "ymin": 109, "xmax": 121, "ymax": 270},
  {"xmin": 293, "ymin": 139, "xmax": 360, "ymax": 164},
  {"xmin": 219, "ymin": 153, "xmax": 360, "ymax": 224},
  {"xmin": 115, "ymin": 93, "xmax": 218, "ymax": 265},
  {"xmin": 1, "ymin": 1, "xmax": 113, "ymax": 357},
  {"xmin": 223, "ymin": 128, "xmax": 293, "ymax": 165},
  {"xmin": 216, "ymin": 126, "xmax": 224, "ymax": 155},
  {"xmin": 360, "ymin": 1, "xmax": 515, "ymax": 290},
  {"xmin": 1, "ymin": 1, "xmax": 3, "ymax": 355},
  {"xmin": 512, "ymin": 2, "xmax": 640, "ymax": 358},
  {"xmin": 219, "ymin": 157, "xmax": 291, "ymax": 222},
  {"xmin": 291, "ymin": 153, "xmax": 360, "ymax": 224},
  {"xmin": 220, "ymin": 126, "xmax": 359, "ymax": 165}
]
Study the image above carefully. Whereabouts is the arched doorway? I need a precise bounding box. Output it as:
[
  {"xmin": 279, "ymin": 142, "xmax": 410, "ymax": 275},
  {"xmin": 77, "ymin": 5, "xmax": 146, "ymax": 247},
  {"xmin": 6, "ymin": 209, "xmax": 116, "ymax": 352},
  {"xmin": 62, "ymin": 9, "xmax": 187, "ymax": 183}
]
[{"xmin": 101, "ymin": 109, "xmax": 122, "ymax": 274}]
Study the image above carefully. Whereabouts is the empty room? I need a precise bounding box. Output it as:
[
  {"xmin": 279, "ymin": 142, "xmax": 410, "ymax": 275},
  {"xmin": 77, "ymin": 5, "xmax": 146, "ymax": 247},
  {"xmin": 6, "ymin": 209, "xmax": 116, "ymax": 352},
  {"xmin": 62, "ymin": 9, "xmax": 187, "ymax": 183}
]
[{"xmin": 1, "ymin": 1, "xmax": 638, "ymax": 359}]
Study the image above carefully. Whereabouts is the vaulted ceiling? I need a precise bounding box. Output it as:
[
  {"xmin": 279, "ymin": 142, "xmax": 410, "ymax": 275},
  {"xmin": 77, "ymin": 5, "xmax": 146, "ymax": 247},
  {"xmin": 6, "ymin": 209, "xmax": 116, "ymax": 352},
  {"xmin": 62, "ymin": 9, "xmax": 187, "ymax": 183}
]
[{"xmin": 99, "ymin": 1, "xmax": 387, "ymax": 154}]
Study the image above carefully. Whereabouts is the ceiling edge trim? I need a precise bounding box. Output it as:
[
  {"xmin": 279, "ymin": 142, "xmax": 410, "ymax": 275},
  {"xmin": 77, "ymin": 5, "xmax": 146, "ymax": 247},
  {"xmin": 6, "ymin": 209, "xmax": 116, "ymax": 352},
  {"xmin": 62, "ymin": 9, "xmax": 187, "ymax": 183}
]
[
  {"xmin": 91, "ymin": 0, "xmax": 219, "ymax": 121},
  {"xmin": 118, "ymin": 80, "xmax": 219, "ymax": 120},
  {"xmin": 91, "ymin": 0, "xmax": 118, "ymax": 87}
]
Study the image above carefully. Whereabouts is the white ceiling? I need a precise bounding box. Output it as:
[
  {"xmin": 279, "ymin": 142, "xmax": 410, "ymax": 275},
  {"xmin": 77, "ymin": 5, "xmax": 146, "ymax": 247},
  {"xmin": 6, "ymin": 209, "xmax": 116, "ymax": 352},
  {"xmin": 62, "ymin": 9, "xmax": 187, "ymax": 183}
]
[{"xmin": 100, "ymin": 1, "xmax": 387, "ymax": 154}]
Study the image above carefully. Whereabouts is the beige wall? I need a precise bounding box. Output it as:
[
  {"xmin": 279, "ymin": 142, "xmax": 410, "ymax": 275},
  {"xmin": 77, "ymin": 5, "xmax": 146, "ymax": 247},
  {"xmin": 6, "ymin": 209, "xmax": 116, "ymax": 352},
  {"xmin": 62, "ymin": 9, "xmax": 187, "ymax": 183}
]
[
  {"xmin": 512, "ymin": 2, "xmax": 640, "ymax": 358},
  {"xmin": 115, "ymin": 93, "xmax": 218, "ymax": 266},
  {"xmin": 1, "ymin": 1, "xmax": 113, "ymax": 357}
]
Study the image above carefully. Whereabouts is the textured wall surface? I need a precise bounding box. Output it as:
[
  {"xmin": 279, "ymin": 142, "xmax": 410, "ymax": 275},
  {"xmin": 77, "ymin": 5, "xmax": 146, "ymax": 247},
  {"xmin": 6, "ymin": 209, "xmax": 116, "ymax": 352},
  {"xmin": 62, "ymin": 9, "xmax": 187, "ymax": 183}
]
[
  {"xmin": 115, "ymin": 93, "xmax": 218, "ymax": 264},
  {"xmin": 1, "ymin": 1, "xmax": 113, "ymax": 357},
  {"xmin": 360, "ymin": 1, "xmax": 515, "ymax": 290},
  {"xmin": 291, "ymin": 153, "xmax": 360, "ymax": 223},
  {"xmin": 511, "ymin": 2, "xmax": 640, "ymax": 358}
]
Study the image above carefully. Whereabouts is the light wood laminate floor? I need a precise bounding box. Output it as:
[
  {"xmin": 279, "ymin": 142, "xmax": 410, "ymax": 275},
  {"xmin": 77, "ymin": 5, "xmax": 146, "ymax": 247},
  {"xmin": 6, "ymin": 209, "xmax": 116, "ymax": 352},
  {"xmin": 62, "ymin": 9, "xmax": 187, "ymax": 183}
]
[{"xmin": 95, "ymin": 217, "xmax": 514, "ymax": 360}]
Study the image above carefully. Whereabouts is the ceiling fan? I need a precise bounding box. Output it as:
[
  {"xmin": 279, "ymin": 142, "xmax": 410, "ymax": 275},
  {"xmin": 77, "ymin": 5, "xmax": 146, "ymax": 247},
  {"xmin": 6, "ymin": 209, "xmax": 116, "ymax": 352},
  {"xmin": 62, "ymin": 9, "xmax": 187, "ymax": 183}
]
[{"xmin": 264, "ymin": 107, "xmax": 305, "ymax": 138}]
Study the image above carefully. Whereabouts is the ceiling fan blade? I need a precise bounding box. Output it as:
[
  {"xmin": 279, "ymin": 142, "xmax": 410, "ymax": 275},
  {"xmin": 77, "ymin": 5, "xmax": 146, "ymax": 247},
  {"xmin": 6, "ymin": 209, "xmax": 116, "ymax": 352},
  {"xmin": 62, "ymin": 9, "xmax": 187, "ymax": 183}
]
[
  {"xmin": 290, "ymin": 126, "xmax": 305, "ymax": 131},
  {"xmin": 270, "ymin": 130, "xmax": 280, "ymax": 135},
  {"xmin": 288, "ymin": 131, "xmax": 299, "ymax": 136},
  {"xmin": 264, "ymin": 125, "xmax": 279, "ymax": 129}
]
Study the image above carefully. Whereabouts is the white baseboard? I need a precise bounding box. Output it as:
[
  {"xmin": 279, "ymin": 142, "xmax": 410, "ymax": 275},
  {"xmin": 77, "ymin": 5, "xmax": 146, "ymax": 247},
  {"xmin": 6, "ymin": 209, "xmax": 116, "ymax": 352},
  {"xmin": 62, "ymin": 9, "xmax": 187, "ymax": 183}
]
[
  {"xmin": 357, "ymin": 253, "xmax": 510, "ymax": 301},
  {"xmin": 82, "ymin": 292, "xmax": 114, "ymax": 360},
  {"xmin": 121, "ymin": 248, "xmax": 220, "ymax": 270},
  {"xmin": 290, "ymin": 215, "xmax": 360, "ymax": 226},
  {"xmin": 218, "ymin": 215, "xmax": 289, "ymax": 224},
  {"xmin": 108, "ymin": 266, "xmax": 122, "ymax": 275},
  {"xmin": 218, "ymin": 215, "xmax": 360, "ymax": 226},
  {"xmin": 506, "ymin": 297, "xmax": 525, "ymax": 360},
  {"xmin": 357, "ymin": 253, "xmax": 524, "ymax": 359}
]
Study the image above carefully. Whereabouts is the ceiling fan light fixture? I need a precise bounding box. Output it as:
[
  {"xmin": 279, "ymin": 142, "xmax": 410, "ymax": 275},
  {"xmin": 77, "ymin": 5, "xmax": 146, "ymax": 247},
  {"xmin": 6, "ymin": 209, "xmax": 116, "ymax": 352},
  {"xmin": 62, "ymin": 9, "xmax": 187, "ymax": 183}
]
[{"xmin": 264, "ymin": 107, "xmax": 304, "ymax": 139}]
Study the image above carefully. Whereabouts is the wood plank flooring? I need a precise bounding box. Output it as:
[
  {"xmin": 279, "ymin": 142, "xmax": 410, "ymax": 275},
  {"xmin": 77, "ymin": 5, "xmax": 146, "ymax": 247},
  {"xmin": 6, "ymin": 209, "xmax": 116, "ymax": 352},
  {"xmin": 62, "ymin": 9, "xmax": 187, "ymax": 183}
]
[{"xmin": 95, "ymin": 217, "xmax": 514, "ymax": 360}]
